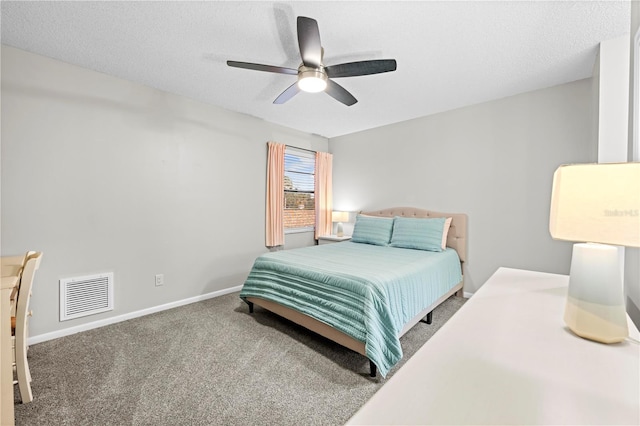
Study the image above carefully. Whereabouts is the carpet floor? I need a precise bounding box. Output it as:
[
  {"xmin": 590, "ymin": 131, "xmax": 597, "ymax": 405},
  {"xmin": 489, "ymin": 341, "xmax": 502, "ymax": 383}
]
[{"xmin": 14, "ymin": 292, "xmax": 465, "ymax": 425}]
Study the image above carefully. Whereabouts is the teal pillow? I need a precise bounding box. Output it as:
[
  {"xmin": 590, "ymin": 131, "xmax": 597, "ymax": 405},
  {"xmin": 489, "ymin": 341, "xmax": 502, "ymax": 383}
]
[
  {"xmin": 390, "ymin": 216, "xmax": 448, "ymax": 252},
  {"xmin": 351, "ymin": 215, "xmax": 394, "ymax": 246}
]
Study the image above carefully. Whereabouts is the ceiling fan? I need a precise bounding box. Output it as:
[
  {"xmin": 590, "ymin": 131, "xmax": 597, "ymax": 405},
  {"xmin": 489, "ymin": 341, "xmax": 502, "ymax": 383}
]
[{"xmin": 227, "ymin": 16, "xmax": 397, "ymax": 106}]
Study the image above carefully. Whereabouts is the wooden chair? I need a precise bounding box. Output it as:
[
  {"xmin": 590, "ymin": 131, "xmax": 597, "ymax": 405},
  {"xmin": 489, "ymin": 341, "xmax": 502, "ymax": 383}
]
[
  {"xmin": 2, "ymin": 251, "xmax": 33, "ymax": 305},
  {"xmin": 11, "ymin": 251, "xmax": 42, "ymax": 403}
]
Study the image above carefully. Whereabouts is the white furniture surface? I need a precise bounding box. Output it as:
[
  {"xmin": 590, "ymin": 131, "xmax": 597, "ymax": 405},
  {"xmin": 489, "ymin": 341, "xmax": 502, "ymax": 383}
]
[
  {"xmin": 347, "ymin": 267, "xmax": 640, "ymax": 425},
  {"xmin": 317, "ymin": 235, "xmax": 352, "ymax": 245}
]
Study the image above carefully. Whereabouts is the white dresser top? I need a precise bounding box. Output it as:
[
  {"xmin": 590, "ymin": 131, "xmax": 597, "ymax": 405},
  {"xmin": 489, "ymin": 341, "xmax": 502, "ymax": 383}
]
[{"xmin": 347, "ymin": 267, "xmax": 640, "ymax": 425}]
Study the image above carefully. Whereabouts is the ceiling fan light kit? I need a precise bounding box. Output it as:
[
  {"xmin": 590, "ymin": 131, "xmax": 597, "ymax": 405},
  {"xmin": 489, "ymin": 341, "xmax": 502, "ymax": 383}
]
[
  {"xmin": 297, "ymin": 66, "xmax": 328, "ymax": 93},
  {"xmin": 227, "ymin": 16, "xmax": 397, "ymax": 106}
]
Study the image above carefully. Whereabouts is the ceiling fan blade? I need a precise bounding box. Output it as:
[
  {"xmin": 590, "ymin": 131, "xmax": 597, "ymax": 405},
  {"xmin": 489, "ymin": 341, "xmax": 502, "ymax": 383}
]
[
  {"xmin": 227, "ymin": 61, "xmax": 298, "ymax": 75},
  {"xmin": 325, "ymin": 80, "xmax": 357, "ymax": 106},
  {"xmin": 326, "ymin": 59, "xmax": 397, "ymax": 78},
  {"xmin": 273, "ymin": 82, "xmax": 301, "ymax": 104},
  {"xmin": 297, "ymin": 16, "xmax": 322, "ymax": 67}
]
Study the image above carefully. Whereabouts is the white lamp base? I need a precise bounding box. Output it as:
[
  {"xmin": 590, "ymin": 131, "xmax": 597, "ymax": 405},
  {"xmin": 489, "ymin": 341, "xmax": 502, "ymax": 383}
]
[
  {"xmin": 564, "ymin": 243, "xmax": 628, "ymax": 344},
  {"xmin": 336, "ymin": 222, "xmax": 344, "ymax": 237}
]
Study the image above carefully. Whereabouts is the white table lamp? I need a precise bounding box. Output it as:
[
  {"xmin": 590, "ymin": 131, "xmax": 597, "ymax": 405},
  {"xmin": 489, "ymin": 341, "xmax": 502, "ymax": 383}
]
[
  {"xmin": 549, "ymin": 162, "xmax": 640, "ymax": 343},
  {"xmin": 332, "ymin": 211, "xmax": 349, "ymax": 237}
]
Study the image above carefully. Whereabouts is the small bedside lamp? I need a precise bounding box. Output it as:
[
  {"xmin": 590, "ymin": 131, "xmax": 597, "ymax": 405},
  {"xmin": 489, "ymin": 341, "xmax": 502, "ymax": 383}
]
[
  {"xmin": 549, "ymin": 162, "xmax": 640, "ymax": 343},
  {"xmin": 332, "ymin": 211, "xmax": 349, "ymax": 237}
]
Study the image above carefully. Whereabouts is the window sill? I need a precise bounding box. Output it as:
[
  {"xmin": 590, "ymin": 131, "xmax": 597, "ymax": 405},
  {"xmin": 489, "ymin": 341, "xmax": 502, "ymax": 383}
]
[{"xmin": 285, "ymin": 227, "xmax": 315, "ymax": 235}]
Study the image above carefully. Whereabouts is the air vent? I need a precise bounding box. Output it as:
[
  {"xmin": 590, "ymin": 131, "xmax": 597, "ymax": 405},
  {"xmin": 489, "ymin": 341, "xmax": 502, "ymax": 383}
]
[{"xmin": 60, "ymin": 272, "xmax": 114, "ymax": 321}]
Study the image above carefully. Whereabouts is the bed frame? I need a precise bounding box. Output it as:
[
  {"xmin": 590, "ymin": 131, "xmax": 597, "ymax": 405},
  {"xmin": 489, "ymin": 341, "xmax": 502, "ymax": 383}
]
[{"xmin": 245, "ymin": 207, "xmax": 468, "ymax": 377}]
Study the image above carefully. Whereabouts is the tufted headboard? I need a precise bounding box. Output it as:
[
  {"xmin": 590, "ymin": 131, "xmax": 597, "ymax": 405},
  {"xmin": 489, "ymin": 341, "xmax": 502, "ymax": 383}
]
[{"xmin": 360, "ymin": 207, "xmax": 468, "ymax": 263}]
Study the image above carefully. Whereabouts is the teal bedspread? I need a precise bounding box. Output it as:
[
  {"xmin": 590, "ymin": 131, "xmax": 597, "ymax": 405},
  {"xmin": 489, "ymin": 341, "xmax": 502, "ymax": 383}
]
[{"xmin": 239, "ymin": 241, "xmax": 462, "ymax": 377}]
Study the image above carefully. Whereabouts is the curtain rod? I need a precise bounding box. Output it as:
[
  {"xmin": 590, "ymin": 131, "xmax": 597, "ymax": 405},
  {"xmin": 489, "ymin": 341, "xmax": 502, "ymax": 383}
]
[{"xmin": 285, "ymin": 144, "xmax": 316, "ymax": 154}]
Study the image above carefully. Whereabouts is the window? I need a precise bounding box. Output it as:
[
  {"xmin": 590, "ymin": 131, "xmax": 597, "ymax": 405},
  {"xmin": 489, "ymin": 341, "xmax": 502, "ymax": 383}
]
[{"xmin": 284, "ymin": 147, "xmax": 315, "ymax": 232}]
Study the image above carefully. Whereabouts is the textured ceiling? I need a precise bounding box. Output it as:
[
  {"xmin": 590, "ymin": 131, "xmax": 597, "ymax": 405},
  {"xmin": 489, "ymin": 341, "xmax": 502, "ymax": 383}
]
[{"xmin": 0, "ymin": 1, "xmax": 630, "ymax": 138}]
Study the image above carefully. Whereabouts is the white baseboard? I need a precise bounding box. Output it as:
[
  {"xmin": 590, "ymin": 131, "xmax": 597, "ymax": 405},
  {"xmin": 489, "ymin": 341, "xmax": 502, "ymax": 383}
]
[
  {"xmin": 29, "ymin": 285, "xmax": 243, "ymax": 345},
  {"xmin": 463, "ymin": 291, "xmax": 474, "ymax": 299}
]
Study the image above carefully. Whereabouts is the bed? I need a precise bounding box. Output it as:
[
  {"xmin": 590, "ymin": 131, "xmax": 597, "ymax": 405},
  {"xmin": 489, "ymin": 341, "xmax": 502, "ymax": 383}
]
[{"xmin": 240, "ymin": 207, "xmax": 467, "ymax": 377}]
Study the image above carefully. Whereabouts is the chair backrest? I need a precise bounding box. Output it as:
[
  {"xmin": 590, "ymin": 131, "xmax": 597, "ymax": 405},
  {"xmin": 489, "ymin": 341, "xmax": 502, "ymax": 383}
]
[
  {"xmin": 14, "ymin": 252, "xmax": 43, "ymax": 338},
  {"xmin": 18, "ymin": 251, "xmax": 36, "ymax": 277}
]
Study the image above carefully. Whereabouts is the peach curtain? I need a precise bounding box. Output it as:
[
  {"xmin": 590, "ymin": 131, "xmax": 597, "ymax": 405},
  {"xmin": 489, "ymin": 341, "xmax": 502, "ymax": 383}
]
[
  {"xmin": 315, "ymin": 151, "xmax": 333, "ymax": 239},
  {"xmin": 265, "ymin": 142, "xmax": 285, "ymax": 247}
]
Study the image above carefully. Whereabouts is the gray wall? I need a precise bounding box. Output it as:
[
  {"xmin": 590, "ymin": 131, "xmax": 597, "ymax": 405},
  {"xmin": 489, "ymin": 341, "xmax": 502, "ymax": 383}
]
[
  {"xmin": 329, "ymin": 79, "xmax": 596, "ymax": 293},
  {"xmin": 1, "ymin": 46, "xmax": 327, "ymax": 338}
]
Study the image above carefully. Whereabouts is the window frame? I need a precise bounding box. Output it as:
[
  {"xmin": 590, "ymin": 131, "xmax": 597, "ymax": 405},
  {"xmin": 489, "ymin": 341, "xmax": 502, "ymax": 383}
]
[{"xmin": 283, "ymin": 146, "xmax": 316, "ymax": 234}]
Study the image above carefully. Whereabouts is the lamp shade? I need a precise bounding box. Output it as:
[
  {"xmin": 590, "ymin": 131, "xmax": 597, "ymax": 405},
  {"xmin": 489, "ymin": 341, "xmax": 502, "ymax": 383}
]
[
  {"xmin": 332, "ymin": 211, "xmax": 349, "ymax": 223},
  {"xmin": 549, "ymin": 162, "xmax": 640, "ymax": 247}
]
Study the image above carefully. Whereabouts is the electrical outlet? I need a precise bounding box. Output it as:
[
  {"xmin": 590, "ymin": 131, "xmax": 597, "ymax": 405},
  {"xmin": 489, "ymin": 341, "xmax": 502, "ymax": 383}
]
[{"xmin": 155, "ymin": 274, "xmax": 164, "ymax": 286}]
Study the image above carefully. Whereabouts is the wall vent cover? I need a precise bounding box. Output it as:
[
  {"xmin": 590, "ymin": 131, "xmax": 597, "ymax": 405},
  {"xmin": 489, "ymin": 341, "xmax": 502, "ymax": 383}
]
[{"xmin": 60, "ymin": 272, "xmax": 114, "ymax": 321}]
